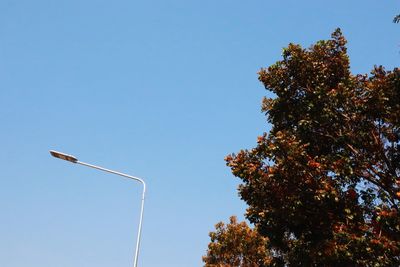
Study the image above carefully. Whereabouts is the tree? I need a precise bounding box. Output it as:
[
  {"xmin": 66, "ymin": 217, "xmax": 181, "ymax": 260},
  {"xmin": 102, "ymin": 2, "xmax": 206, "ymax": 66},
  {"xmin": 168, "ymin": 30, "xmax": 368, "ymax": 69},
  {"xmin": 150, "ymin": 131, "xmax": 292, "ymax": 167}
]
[
  {"xmin": 205, "ymin": 29, "xmax": 400, "ymax": 266},
  {"xmin": 203, "ymin": 216, "xmax": 272, "ymax": 267}
]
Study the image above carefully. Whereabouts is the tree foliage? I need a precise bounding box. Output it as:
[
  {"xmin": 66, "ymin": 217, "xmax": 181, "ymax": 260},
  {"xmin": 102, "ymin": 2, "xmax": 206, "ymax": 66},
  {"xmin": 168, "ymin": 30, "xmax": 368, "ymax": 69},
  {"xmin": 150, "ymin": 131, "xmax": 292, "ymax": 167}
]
[
  {"xmin": 205, "ymin": 29, "xmax": 400, "ymax": 266},
  {"xmin": 203, "ymin": 216, "xmax": 272, "ymax": 267}
]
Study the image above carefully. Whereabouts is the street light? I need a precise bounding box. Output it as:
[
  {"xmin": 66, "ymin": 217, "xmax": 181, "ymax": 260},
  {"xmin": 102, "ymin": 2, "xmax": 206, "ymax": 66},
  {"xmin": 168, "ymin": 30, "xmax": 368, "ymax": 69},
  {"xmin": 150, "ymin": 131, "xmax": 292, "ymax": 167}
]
[{"xmin": 49, "ymin": 150, "xmax": 146, "ymax": 267}]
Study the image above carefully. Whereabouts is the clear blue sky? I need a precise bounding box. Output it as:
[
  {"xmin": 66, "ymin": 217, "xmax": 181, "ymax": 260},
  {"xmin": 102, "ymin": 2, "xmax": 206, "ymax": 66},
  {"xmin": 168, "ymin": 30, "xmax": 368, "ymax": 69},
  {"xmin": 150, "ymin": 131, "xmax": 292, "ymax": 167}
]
[{"xmin": 1, "ymin": 1, "xmax": 398, "ymax": 266}]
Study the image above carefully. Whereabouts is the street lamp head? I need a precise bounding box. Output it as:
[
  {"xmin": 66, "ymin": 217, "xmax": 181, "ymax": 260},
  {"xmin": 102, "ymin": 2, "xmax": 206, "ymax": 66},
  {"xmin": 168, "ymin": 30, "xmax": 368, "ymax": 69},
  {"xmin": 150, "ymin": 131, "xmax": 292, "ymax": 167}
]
[{"xmin": 49, "ymin": 150, "xmax": 78, "ymax": 163}]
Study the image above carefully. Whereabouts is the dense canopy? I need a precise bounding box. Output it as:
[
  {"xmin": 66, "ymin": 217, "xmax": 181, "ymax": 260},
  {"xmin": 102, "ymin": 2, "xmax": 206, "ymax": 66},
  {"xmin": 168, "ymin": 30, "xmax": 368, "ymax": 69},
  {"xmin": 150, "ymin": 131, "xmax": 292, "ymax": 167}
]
[{"xmin": 204, "ymin": 29, "xmax": 400, "ymax": 266}]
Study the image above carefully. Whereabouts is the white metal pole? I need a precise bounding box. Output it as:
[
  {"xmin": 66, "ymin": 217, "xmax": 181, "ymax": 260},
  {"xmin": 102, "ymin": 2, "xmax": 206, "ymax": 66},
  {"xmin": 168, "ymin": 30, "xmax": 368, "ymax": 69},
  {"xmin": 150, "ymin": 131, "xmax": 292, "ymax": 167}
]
[{"xmin": 75, "ymin": 161, "xmax": 146, "ymax": 267}]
